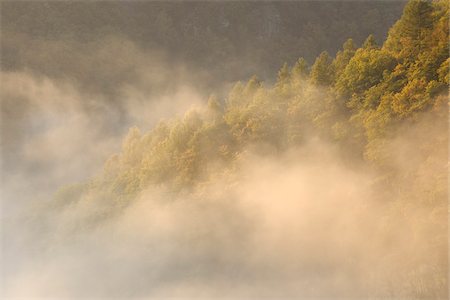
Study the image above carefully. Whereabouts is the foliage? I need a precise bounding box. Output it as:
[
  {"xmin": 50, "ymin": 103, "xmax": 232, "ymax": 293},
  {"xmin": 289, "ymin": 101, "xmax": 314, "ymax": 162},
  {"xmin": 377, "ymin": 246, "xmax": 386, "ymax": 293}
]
[{"xmin": 61, "ymin": 0, "xmax": 448, "ymax": 202}]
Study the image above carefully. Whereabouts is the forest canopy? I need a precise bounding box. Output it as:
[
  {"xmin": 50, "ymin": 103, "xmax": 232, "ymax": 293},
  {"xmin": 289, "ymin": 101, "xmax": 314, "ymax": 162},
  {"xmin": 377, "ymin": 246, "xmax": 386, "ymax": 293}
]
[{"xmin": 85, "ymin": 0, "xmax": 448, "ymax": 197}]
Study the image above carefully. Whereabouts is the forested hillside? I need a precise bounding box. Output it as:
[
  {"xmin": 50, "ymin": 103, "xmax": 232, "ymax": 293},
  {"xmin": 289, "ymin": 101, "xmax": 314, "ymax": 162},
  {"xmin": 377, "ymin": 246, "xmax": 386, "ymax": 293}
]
[
  {"xmin": 2, "ymin": 1, "xmax": 404, "ymax": 88},
  {"xmin": 1, "ymin": 0, "xmax": 405, "ymax": 195},
  {"xmin": 73, "ymin": 0, "xmax": 448, "ymax": 200},
  {"xmin": 4, "ymin": 0, "xmax": 448, "ymax": 298}
]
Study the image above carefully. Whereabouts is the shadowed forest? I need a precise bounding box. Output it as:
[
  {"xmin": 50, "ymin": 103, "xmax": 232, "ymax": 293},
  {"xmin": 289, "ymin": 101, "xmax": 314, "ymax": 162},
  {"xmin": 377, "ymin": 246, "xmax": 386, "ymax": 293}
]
[{"xmin": 1, "ymin": 0, "xmax": 448, "ymax": 299}]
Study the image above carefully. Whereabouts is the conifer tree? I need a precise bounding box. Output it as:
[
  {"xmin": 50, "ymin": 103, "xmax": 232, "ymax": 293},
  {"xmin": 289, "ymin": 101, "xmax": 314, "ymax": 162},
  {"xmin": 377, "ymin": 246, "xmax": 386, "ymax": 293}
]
[
  {"xmin": 291, "ymin": 57, "xmax": 309, "ymax": 79},
  {"xmin": 333, "ymin": 38, "xmax": 356, "ymax": 80},
  {"xmin": 276, "ymin": 63, "xmax": 290, "ymax": 85},
  {"xmin": 363, "ymin": 34, "xmax": 378, "ymax": 49},
  {"xmin": 384, "ymin": 0, "xmax": 434, "ymax": 61},
  {"xmin": 309, "ymin": 51, "xmax": 334, "ymax": 86}
]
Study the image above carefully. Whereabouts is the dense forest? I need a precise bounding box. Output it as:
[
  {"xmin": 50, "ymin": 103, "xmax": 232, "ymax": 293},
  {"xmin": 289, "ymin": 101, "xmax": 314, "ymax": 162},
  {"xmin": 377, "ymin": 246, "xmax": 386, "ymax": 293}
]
[
  {"xmin": 2, "ymin": 0, "xmax": 448, "ymax": 298},
  {"xmin": 63, "ymin": 0, "xmax": 447, "ymax": 211},
  {"xmin": 2, "ymin": 1, "xmax": 404, "ymax": 93},
  {"xmin": 1, "ymin": 0, "xmax": 405, "ymax": 188}
]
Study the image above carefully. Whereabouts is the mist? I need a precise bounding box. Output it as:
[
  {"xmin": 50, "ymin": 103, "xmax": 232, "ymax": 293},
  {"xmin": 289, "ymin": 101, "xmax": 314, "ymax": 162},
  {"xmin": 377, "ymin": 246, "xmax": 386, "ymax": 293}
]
[
  {"xmin": 1, "ymin": 1, "xmax": 448, "ymax": 299},
  {"xmin": 1, "ymin": 70, "xmax": 205, "ymax": 213},
  {"xmin": 3, "ymin": 134, "xmax": 446, "ymax": 299}
]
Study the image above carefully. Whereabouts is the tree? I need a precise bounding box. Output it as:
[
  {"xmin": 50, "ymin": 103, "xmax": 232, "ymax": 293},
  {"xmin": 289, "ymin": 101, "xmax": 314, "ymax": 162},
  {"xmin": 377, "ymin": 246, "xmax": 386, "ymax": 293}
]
[
  {"xmin": 400, "ymin": 0, "xmax": 433, "ymax": 38},
  {"xmin": 362, "ymin": 34, "xmax": 378, "ymax": 49},
  {"xmin": 277, "ymin": 62, "xmax": 290, "ymax": 84},
  {"xmin": 291, "ymin": 57, "xmax": 309, "ymax": 79},
  {"xmin": 309, "ymin": 51, "xmax": 334, "ymax": 86},
  {"xmin": 336, "ymin": 47, "xmax": 396, "ymax": 102},
  {"xmin": 384, "ymin": 0, "xmax": 434, "ymax": 61},
  {"xmin": 333, "ymin": 38, "xmax": 356, "ymax": 80}
]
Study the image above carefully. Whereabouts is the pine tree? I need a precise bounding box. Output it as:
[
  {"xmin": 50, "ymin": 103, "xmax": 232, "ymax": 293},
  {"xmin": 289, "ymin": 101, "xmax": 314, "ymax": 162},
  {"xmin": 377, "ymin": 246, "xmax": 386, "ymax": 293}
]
[
  {"xmin": 309, "ymin": 51, "xmax": 334, "ymax": 86},
  {"xmin": 384, "ymin": 0, "xmax": 434, "ymax": 61},
  {"xmin": 333, "ymin": 38, "xmax": 356, "ymax": 80},
  {"xmin": 401, "ymin": 0, "xmax": 434, "ymax": 38},
  {"xmin": 291, "ymin": 57, "xmax": 309, "ymax": 79},
  {"xmin": 276, "ymin": 63, "xmax": 290, "ymax": 85},
  {"xmin": 363, "ymin": 34, "xmax": 378, "ymax": 49}
]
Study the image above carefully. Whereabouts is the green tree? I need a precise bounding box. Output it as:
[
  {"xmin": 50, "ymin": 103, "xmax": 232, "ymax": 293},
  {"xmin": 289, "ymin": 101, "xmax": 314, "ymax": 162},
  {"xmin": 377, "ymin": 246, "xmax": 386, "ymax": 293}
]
[
  {"xmin": 309, "ymin": 51, "xmax": 334, "ymax": 86},
  {"xmin": 336, "ymin": 49, "xmax": 396, "ymax": 102},
  {"xmin": 333, "ymin": 38, "xmax": 356, "ymax": 80},
  {"xmin": 384, "ymin": 0, "xmax": 434, "ymax": 61},
  {"xmin": 362, "ymin": 34, "xmax": 378, "ymax": 49},
  {"xmin": 291, "ymin": 57, "xmax": 309, "ymax": 79}
]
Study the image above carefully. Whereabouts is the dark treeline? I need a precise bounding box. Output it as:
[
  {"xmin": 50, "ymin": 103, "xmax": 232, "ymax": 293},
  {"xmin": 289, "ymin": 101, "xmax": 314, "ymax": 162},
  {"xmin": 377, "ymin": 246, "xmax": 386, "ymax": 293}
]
[{"xmin": 2, "ymin": 1, "xmax": 404, "ymax": 91}]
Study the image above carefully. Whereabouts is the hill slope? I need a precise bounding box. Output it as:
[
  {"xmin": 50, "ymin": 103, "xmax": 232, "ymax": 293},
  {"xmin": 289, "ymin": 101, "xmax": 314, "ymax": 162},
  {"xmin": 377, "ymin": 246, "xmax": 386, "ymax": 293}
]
[{"xmin": 3, "ymin": 1, "xmax": 448, "ymax": 298}]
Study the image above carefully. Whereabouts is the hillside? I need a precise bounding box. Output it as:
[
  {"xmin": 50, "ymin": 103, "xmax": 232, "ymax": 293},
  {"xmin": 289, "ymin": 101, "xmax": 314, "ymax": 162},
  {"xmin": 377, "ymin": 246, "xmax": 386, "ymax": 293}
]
[
  {"xmin": 3, "ymin": 0, "xmax": 448, "ymax": 298},
  {"xmin": 84, "ymin": 0, "xmax": 448, "ymax": 202}
]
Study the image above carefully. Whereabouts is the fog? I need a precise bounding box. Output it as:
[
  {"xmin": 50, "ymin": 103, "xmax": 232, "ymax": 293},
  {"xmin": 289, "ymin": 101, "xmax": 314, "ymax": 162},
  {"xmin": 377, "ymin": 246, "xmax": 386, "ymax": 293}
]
[
  {"xmin": 1, "ymin": 78, "xmax": 446, "ymax": 298},
  {"xmin": 1, "ymin": 68, "xmax": 204, "ymax": 215},
  {"xmin": 1, "ymin": 1, "xmax": 447, "ymax": 299},
  {"xmin": 3, "ymin": 136, "xmax": 446, "ymax": 299}
]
